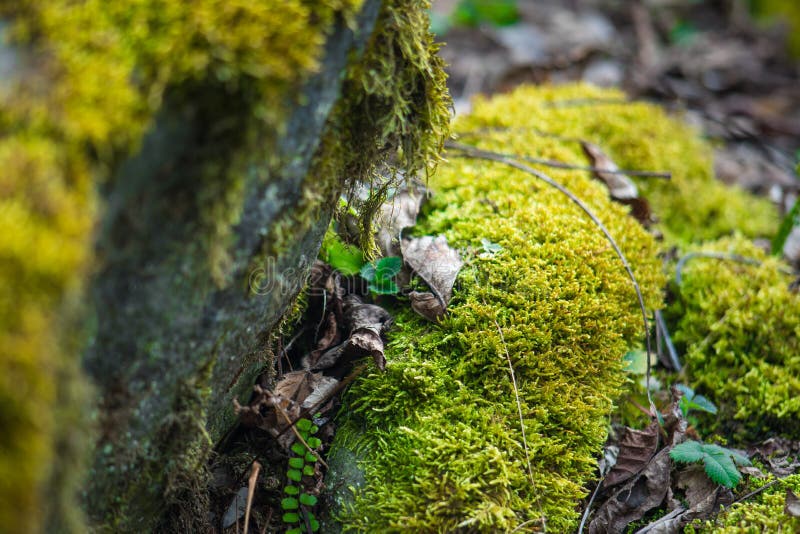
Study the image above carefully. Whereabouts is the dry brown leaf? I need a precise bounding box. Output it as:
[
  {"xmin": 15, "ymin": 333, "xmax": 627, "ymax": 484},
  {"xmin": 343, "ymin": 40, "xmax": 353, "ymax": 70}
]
[
  {"xmin": 409, "ymin": 290, "xmax": 446, "ymax": 322},
  {"xmin": 590, "ymin": 448, "xmax": 672, "ymax": 534},
  {"xmin": 375, "ymin": 186, "xmax": 427, "ymax": 257},
  {"xmin": 401, "ymin": 235, "xmax": 462, "ymax": 321},
  {"xmin": 786, "ymin": 488, "xmax": 800, "ymax": 518},
  {"xmin": 604, "ymin": 422, "xmax": 660, "ymax": 488}
]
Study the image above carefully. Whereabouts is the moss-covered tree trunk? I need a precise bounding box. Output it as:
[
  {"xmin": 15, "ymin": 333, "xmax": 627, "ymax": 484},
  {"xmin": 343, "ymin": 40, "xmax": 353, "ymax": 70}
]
[{"xmin": 0, "ymin": 1, "xmax": 448, "ymax": 532}]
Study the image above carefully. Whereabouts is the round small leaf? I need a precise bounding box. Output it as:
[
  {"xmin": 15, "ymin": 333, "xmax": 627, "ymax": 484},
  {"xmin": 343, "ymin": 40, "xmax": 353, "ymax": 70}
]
[
  {"xmin": 303, "ymin": 464, "xmax": 315, "ymax": 476},
  {"xmin": 307, "ymin": 437, "xmax": 322, "ymax": 449},
  {"xmin": 288, "ymin": 457, "xmax": 304, "ymax": 469},
  {"xmin": 299, "ymin": 493, "xmax": 318, "ymax": 506},
  {"xmin": 287, "ymin": 468, "xmax": 302, "ymax": 482},
  {"xmin": 291, "ymin": 443, "xmax": 306, "ymax": 456},
  {"xmin": 284, "ymin": 485, "xmax": 299, "ymax": 495},
  {"xmin": 287, "ymin": 529, "xmax": 303, "ymax": 534},
  {"xmin": 305, "ymin": 452, "xmax": 317, "ymax": 463},
  {"xmin": 296, "ymin": 418, "xmax": 312, "ymax": 432},
  {"xmin": 310, "ymin": 518, "xmax": 320, "ymax": 532},
  {"xmin": 282, "ymin": 512, "xmax": 299, "ymax": 523},
  {"xmin": 281, "ymin": 497, "xmax": 299, "ymax": 510}
]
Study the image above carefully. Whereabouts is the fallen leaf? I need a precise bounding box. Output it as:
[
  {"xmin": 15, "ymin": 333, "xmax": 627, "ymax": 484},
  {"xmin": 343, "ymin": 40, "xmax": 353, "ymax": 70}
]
[
  {"xmin": 604, "ymin": 422, "xmax": 660, "ymax": 488},
  {"xmin": 590, "ymin": 448, "xmax": 672, "ymax": 533},
  {"xmin": 409, "ymin": 290, "xmax": 447, "ymax": 322},
  {"xmin": 785, "ymin": 489, "xmax": 800, "ymax": 518},
  {"xmin": 401, "ymin": 235, "xmax": 463, "ymax": 321},
  {"xmin": 222, "ymin": 486, "xmax": 249, "ymax": 529},
  {"xmin": 581, "ymin": 140, "xmax": 653, "ymax": 225},
  {"xmin": 375, "ymin": 186, "xmax": 427, "ymax": 257}
]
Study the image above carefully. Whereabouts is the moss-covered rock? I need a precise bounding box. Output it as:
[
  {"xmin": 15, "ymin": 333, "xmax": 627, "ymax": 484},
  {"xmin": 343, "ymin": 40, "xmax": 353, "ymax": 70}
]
[
  {"xmin": 328, "ymin": 84, "xmax": 668, "ymax": 532},
  {"xmin": 667, "ymin": 236, "xmax": 800, "ymax": 440},
  {"xmin": 0, "ymin": 0, "xmax": 449, "ymax": 531},
  {"xmin": 686, "ymin": 474, "xmax": 800, "ymax": 533}
]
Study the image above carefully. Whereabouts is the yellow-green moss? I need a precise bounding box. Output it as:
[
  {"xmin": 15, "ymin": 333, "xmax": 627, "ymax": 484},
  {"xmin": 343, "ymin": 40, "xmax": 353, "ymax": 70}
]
[
  {"xmin": 458, "ymin": 84, "xmax": 778, "ymax": 245},
  {"xmin": 752, "ymin": 0, "xmax": 800, "ymax": 56},
  {"xmin": 330, "ymin": 85, "xmax": 665, "ymax": 532},
  {"xmin": 666, "ymin": 236, "xmax": 800, "ymax": 440},
  {"xmin": 686, "ymin": 474, "xmax": 800, "ymax": 533}
]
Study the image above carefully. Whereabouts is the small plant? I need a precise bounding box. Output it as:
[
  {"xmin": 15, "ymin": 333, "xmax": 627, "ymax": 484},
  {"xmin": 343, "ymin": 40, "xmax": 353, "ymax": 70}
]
[
  {"xmin": 670, "ymin": 440, "xmax": 751, "ymax": 489},
  {"xmin": 282, "ymin": 418, "xmax": 322, "ymax": 533},
  {"xmin": 320, "ymin": 225, "xmax": 364, "ymax": 275},
  {"xmin": 675, "ymin": 384, "xmax": 717, "ymax": 418},
  {"xmin": 360, "ymin": 256, "xmax": 402, "ymax": 295}
]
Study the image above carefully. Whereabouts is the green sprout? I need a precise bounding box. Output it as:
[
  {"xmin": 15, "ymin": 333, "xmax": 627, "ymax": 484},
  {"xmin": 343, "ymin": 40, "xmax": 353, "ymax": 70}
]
[
  {"xmin": 360, "ymin": 256, "xmax": 402, "ymax": 295},
  {"xmin": 282, "ymin": 417, "xmax": 322, "ymax": 533},
  {"xmin": 670, "ymin": 440, "xmax": 751, "ymax": 489}
]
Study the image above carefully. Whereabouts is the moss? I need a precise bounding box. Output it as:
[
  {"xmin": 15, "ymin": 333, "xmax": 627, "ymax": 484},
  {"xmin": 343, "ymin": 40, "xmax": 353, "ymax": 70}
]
[
  {"xmin": 458, "ymin": 84, "xmax": 778, "ymax": 245},
  {"xmin": 686, "ymin": 474, "xmax": 800, "ymax": 533},
  {"xmin": 330, "ymin": 86, "xmax": 665, "ymax": 532},
  {"xmin": 666, "ymin": 236, "xmax": 800, "ymax": 440},
  {"xmin": 751, "ymin": 0, "xmax": 800, "ymax": 56}
]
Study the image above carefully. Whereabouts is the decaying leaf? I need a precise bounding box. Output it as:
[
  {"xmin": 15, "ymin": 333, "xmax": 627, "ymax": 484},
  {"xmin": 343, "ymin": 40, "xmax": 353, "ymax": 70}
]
[
  {"xmin": 589, "ymin": 448, "xmax": 672, "ymax": 534},
  {"xmin": 375, "ymin": 186, "xmax": 427, "ymax": 257},
  {"xmin": 401, "ymin": 235, "xmax": 463, "ymax": 321},
  {"xmin": 604, "ymin": 422, "xmax": 660, "ymax": 488},
  {"xmin": 581, "ymin": 140, "xmax": 653, "ymax": 225},
  {"xmin": 748, "ymin": 437, "xmax": 800, "ymax": 477},
  {"xmin": 785, "ymin": 488, "xmax": 800, "ymax": 518}
]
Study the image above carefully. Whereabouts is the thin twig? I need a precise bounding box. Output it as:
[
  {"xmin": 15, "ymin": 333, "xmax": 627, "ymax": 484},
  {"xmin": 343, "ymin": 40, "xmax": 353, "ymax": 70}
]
[
  {"xmin": 492, "ymin": 316, "xmax": 546, "ymax": 533},
  {"xmin": 733, "ymin": 477, "xmax": 783, "ymax": 504},
  {"xmin": 449, "ymin": 144, "xmax": 657, "ymax": 414},
  {"xmin": 654, "ymin": 310, "xmax": 681, "ymax": 371},
  {"xmin": 275, "ymin": 403, "xmax": 329, "ymax": 469},
  {"xmin": 446, "ymin": 140, "xmax": 671, "ymax": 179},
  {"xmin": 577, "ymin": 478, "xmax": 605, "ymax": 534},
  {"xmin": 243, "ymin": 461, "xmax": 261, "ymax": 534}
]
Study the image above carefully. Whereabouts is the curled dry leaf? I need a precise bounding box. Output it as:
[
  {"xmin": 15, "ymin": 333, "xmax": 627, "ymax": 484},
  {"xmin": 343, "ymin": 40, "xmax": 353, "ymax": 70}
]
[
  {"xmin": 589, "ymin": 448, "xmax": 672, "ymax": 534},
  {"xmin": 375, "ymin": 186, "xmax": 427, "ymax": 257},
  {"xmin": 581, "ymin": 140, "xmax": 653, "ymax": 226},
  {"xmin": 786, "ymin": 489, "xmax": 800, "ymax": 518},
  {"xmin": 401, "ymin": 235, "xmax": 463, "ymax": 321},
  {"xmin": 604, "ymin": 421, "xmax": 660, "ymax": 488}
]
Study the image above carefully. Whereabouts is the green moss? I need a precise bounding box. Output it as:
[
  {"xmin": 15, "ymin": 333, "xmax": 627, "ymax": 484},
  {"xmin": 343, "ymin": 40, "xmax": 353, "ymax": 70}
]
[
  {"xmin": 330, "ymin": 86, "xmax": 665, "ymax": 532},
  {"xmin": 751, "ymin": 0, "xmax": 800, "ymax": 56},
  {"xmin": 666, "ymin": 236, "xmax": 800, "ymax": 440},
  {"xmin": 459, "ymin": 84, "xmax": 778, "ymax": 245},
  {"xmin": 686, "ymin": 474, "xmax": 800, "ymax": 533}
]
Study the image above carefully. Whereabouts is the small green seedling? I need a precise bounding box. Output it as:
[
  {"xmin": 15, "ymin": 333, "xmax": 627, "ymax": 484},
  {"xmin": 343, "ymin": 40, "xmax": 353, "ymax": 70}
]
[
  {"xmin": 670, "ymin": 440, "xmax": 751, "ymax": 489},
  {"xmin": 675, "ymin": 384, "xmax": 717, "ymax": 418},
  {"xmin": 282, "ymin": 417, "xmax": 322, "ymax": 533},
  {"xmin": 479, "ymin": 238, "xmax": 503, "ymax": 257},
  {"xmin": 320, "ymin": 225, "xmax": 364, "ymax": 275},
  {"xmin": 360, "ymin": 256, "xmax": 402, "ymax": 295}
]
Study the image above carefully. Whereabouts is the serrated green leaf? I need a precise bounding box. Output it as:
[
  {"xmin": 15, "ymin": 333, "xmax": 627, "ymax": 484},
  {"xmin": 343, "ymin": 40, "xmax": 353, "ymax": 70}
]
[
  {"xmin": 287, "ymin": 468, "xmax": 302, "ymax": 482},
  {"xmin": 282, "ymin": 512, "xmax": 299, "ymax": 524},
  {"xmin": 281, "ymin": 497, "xmax": 299, "ymax": 510},
  {"xmin": 288, "ymin": 457, "xmax": 304, "ymax": 469},
  {"xmin": 359, "ymin": 262, "xmax": 376, "ymax": 282},
  {"xmin": 728, "ymin": 448, "xmax": 752, "ymax": 467},
  {"xmin": 670, "ymin": 440, "xmax": 705, "ymax": 463},
  {"xmin": 299, "ymin": 493, "xmax": 318, "ymax": 506},
  {"xmin": 703, "ymin": 449, "xmax": 741, "ymax": 488},
  {"xmin": 307, "ymin": 437, "xmax": 322, "ymax": 448},
  {"xmin": 284, "ymin": 485, "xmax": 299, "ymax": 495},
  {"xmin": 296, "ymin": 418, "xmax": 312, "ymax": 432},
  {"xmin": 291, "ymin": 443, "xmax": 306, "ymax": 456},
  {"xmin": 690, "ymin": 394, "xmax": 717, "ymax": 414},
  {"xmin": 375, "ymin": 256, "xmax": 402, "ymax": 278}
]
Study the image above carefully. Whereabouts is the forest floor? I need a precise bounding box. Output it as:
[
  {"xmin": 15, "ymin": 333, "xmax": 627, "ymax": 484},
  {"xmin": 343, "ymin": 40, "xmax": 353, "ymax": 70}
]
[{"xmin": 210, "ymin": 2, "xmax": 800, "ymax": 533}]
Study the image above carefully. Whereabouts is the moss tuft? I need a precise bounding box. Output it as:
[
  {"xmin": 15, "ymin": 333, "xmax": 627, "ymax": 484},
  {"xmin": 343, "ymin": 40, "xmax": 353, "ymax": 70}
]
[
  {"xmin": 458, "ymin": 84, "xmax": 778, "ymax": 245},
  {"xmin": 686, "ymin": 473, "xmax": 800, "ymax": 533},
  {"xmin": 666, "ymin": 236, "xmax": 800, "ymax": 440},
  {"xmin": 330, "ymin": 85, "xmax": 666, "ymax": 532}
]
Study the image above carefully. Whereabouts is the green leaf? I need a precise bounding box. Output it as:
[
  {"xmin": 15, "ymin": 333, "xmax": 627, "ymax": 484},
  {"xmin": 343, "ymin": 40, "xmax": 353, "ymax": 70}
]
[
  {"xmin": 299, "ymin": 493, "xmax": 318, "ymax": 506},
  {"xmin": 322, "ymin": 237, "xmax": 364, "ymax": 275},
  {"xmin": 374, "ymin": 256, "xmax": 402, "ymax": 279},
  {"xmin": 360, "ymin": 262, "xmax": 376, "ymax": 282},
  {"xmin": 310, "ymin": 518, "xmax": 320, "ymax": 532},
  {"xmin": 288, "ymin": 457, "xmax": 304, "ymax": 469},
  {"xmin": 296, "ymin": 418, "xmax": 312, "ymax": 432},
  {"xmin": 303, "ymin": 464, "xmax": 316, "ymax": 476},
  {"xmin": 307, "ymin": 437, "xmax": 322, "ymax": 449},
  {"xmin": 480, "ymin": 238, "xmax": 503, "ymax": 255},
  {"xmin": 287, "ymin": 468, "xmax": 302, "ymax": 482},
  {"xmin": 675, "ymin": 383, "xmax": 694, "ymax": 399},
  {"xmin": 688, "ymin": 394, "xmax": 717, "ymax": 414},
  {"xmin": 286, "ymin": 528, "xmax": 303, "ymax": 534},
  {"xmin": 291, "ymin": 443, "xmax": 306, "ymax": 456},
  {"xmin": 310, "ymin": 425, "xmax": 319, "ymax": 434},
  {"xmin": 623, "ymin": 349, "xmax": 649, "ymax": 375},
  {"xmin": 727, "ymin": 448, "xmax": 752, "ymax": 467},
  {"xmin": 284, "ymin": 485, "xmax": 299, "ymax": 495},
  {"xmin": 703, "ymin": 448, "xmax": 741, "ymax": 488},
  {"xmin": 281, "ymin": 497, "xmax": 299, "ymax": 510},
  {"xmin": 282, "ymin": 512, "xmax": 299, "ymax": 524},
  {"xmin": 305, "ymin": 452, "xmax": 317, "ymax": 463},
  {"xmin": 368, "ymin": 278, "xmax": 399, "ymax": 295},
  {"xmin": 670, "ymin": 440, "xmax": 705, "ymax": 463},
  {"xmin": 772, "ymin": 198, "xmax": 799, "ymax": 255}
]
